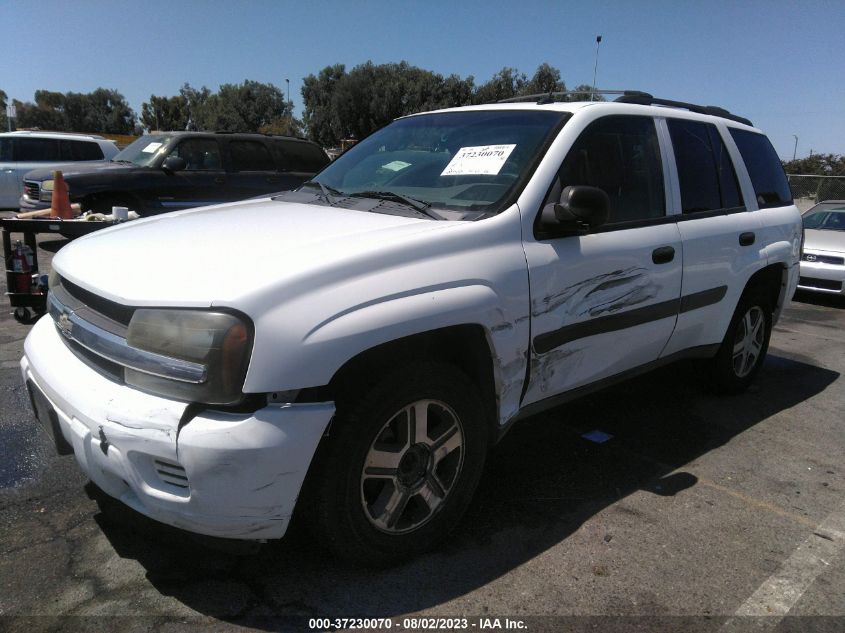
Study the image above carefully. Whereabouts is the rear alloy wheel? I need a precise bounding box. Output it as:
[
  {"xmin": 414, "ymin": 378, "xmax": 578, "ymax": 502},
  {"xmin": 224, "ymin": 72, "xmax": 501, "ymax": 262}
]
[
  {"xmin": 731, "ymin": 305, "xmax": 766, "ymax": 378},
  {"xmin": 710, "ymin": 291, "xmax": 772, "ymax": 394},
  {"xmin": 311, "ymin": 362, "xmax": 487, "ymax": 566}
]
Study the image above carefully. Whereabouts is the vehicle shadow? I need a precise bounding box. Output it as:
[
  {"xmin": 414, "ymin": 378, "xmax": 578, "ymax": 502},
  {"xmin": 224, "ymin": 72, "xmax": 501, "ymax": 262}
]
[{"xmin": 88, "ymin": 352, "xmax": 839, "ymax": 626}]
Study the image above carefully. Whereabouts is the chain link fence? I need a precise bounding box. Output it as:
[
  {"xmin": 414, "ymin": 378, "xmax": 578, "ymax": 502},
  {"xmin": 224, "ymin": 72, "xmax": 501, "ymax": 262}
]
[{"xmin": 788, "ymin": 175, "xmax": 845, "ymax": 212}]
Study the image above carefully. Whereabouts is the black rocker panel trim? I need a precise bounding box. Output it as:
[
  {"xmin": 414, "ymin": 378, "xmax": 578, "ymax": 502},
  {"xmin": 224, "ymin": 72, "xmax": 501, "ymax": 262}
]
[{"xmin": 533, "ymin": 285, "xmax": 728, "ymax": 354}]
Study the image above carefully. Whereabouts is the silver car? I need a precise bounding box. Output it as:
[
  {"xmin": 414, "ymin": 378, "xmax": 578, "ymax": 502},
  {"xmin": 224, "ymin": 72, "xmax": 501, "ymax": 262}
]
[
  {"xmin": 0, "ymin": 131, "xmax": 119, "ymax": 209},
  {"xmin": 798, "ymin": 200, "xmax": 845, "ymax": 295}
]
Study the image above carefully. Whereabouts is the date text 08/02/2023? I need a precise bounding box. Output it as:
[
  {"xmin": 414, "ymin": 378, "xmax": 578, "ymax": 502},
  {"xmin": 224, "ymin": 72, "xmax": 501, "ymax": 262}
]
[{"xmin": 308, "ymin": 617, "xmax": 528, "ymax": 630}]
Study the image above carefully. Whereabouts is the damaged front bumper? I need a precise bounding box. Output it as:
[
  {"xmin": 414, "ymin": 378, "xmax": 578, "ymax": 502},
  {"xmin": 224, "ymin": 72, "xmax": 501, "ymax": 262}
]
[{"xmin": 21, "ymin": 316, "xmax": 334, "ymax": 540}]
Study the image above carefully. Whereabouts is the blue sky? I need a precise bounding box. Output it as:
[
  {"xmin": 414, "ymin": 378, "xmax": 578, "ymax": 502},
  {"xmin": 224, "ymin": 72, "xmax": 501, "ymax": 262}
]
[{"xmin": 1, "ymin": 0, "xmax": 842, "ymax": 159}]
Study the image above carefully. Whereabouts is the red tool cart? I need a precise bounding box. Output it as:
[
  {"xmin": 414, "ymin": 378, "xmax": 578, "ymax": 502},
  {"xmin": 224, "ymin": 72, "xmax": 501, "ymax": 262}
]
[{"xmin": 2, "ymin": 218, "xmax": 114, "ymax": 323}]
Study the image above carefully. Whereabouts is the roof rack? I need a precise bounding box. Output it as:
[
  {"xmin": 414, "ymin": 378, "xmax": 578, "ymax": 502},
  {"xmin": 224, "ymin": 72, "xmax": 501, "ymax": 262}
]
[
  {"xmin": 613, "ymin": 92, "xmax": 753, "ymax": 126},
  {"xmin": 498, "ymin": 89, "xmax": 644, "ymax": 104}
]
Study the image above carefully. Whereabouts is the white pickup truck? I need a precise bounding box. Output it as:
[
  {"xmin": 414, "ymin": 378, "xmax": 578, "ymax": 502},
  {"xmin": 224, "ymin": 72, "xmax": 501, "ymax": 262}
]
[{"xmin": 22, "ymin": 93, "xmax": 802, "ymax": 564}]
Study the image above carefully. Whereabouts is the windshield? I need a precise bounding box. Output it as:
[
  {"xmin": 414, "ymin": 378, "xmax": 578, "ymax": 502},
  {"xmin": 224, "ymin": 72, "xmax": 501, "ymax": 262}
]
[
  {"xmin": 311, "ymin": 110, "xmax": 567, "ymax": 217},
  {"xmin": 112, "ymin": 135, "xmax": 173, "ymax": 167},
  {"xmin": 803, "ymin": 206, "xmax": 845, "ymax": 231}
]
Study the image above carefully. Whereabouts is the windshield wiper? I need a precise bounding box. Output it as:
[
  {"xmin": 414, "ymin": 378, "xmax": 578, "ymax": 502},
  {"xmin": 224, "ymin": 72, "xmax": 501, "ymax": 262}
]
[
  {"xmin": 301, "ymin": 180, "xmax": 343, "ymax": 202},
  {"xmin": 347, "ymin": 190, "xmax": 445, "ymax": 220},
  {"xmin": 111, "ymin": 159, "xmax": 134, "ymax": 164}
]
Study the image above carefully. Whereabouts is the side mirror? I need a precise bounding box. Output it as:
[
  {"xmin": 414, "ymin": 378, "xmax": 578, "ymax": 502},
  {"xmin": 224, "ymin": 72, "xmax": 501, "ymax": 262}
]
[
  {"xmin": 540, "ymin": 185, "xmax": 610, "ymax": 234},
  {"xmin": 162, "ymin": 155, "xmax": 187, "ymax": 173}
]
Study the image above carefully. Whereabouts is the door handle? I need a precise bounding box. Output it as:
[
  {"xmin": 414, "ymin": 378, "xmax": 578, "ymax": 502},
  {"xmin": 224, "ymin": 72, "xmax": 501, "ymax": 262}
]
[
  {"xmin": 266, "ymin": 176, "xmax": 280, "ymax": 184},
  {"xmin": 739, "ymin": 232, "xmax": 755, "ymax": 246},
  {"xmin": 213, "ymin": 176, "xmax": 225, "ymax": 184},
  {"xmin": 652, "ymin": 245, "xmax": 675, "ymax": 264}
]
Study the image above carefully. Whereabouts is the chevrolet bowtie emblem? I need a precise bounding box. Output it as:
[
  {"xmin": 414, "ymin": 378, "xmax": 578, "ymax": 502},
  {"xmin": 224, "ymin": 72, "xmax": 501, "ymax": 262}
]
[{"xmin": 57, "ymin": 312, "xmax": 74, "ymax": 338}]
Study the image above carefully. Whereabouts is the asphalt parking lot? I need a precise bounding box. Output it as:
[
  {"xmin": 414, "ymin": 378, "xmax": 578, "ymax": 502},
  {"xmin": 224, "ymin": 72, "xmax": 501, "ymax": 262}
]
[{"xmin": 1, "ymin": 221, "xmax": 843, "ymax": 632}]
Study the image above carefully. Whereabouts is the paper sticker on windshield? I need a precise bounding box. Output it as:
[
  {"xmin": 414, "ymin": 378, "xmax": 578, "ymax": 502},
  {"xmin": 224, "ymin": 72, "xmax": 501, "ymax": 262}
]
[
  {"xmin": 440, "ymin": 144, "xmax": 516, "ymax": 176},
  {"xmin": 141, "ymin": 142, "xmax": 163, "ymax": 153},
  {"xmin": 381, "ymin": 160, "xmax": 411, "ymax": 172}
]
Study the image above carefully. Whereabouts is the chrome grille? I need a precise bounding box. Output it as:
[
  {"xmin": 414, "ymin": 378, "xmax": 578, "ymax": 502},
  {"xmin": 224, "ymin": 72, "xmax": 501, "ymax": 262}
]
[
  {"xmin": 802, "ymin": 252, "xmax": 845, "ymax": 266},
  {"xmin": 48, "ymin": 284, "xmax": 207, "ymax": 384},
  {"xmin": 23, "ymin": 181, "xmax": 40, "ymax": 200}
]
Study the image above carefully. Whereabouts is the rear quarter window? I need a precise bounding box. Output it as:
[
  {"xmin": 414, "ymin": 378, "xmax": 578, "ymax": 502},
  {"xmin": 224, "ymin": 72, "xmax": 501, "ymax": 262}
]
[
  {"xmin": 273, "ymin": 140, "xmax": 329, "ymax": 172},
  {"xmin": 229, "ymin": 140, "xmax": 276, "ymax": 171},
  {"xmin": 60, "ymin": 140, "xmax": 105, "ymax": 161},
  {"xmin": 729, "ymin": 129, "xmax": 792, "ymax": 209}
]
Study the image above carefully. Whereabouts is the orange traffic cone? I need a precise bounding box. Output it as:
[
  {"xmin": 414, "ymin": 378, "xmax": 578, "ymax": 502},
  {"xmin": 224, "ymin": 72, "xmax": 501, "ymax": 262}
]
[{"xmin": 50, "ymin": 170, "xmax": 73, "ymax": 219}]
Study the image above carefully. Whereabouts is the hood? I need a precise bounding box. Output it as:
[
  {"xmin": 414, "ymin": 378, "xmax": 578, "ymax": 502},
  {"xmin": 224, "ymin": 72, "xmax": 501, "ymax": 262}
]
[
  {"xmin": 53, "ymin": 198, "xmax": 454, "ymax": 308},
  {"xmin": 24, "ymin": 161, "xmax": 131, "ymax": 181},
  {"xmin": 804, "ymin": 229, "xmax": 845, "ymax": 254}
]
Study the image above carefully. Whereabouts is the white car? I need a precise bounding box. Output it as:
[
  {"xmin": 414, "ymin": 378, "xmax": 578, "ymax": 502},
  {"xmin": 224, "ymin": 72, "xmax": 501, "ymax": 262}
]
[
  {"xmin": 21, "ymin": 93, "xmax": 802, "ymax": 564},
  {"xmin": 798, "ymin": 200, "xmax": 845, "ymax": 295},
  {"xmin": 0, "ymin": 131, "xmax": 119, "ymax": 208}
]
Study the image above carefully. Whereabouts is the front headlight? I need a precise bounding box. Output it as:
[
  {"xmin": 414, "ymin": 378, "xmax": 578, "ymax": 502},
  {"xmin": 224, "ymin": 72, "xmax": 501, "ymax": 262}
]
[
  {"xmin": 125, "ymin": 309, "xmax": 253, "ymax": 405},
  {"xmin": 41, "ymin": 179, "xmax": 55, "ymax": 192}
]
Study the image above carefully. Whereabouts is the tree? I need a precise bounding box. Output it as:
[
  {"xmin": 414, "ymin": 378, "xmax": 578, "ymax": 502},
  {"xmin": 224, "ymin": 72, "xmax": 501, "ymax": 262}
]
[
  {"xmin": 141, "ymin": 94, "xmax": 189, "ymax": 131},
  {"xmin": 302, "ymin": 64, "xmax": 347, "ymax": 146},
  {"xmin": 520, "ymin": 63, "xmax": 565, "ymax": 96},
  {"xmin": 782, "ymin": 154, "xmax": 845, "ymax": 177},
  {"xmin": 473, "ymin": 67, "xmax": 527, "ymax": 104},
  {"xmin": 12, "ymin": 88, "xmax": 136, "ymax": 133},
  {"xmin": 179, "ymin": 83, "xmax": 211, "ymax": 131},
  {"xmin": 258, "ymin": 114, "xmax": 304, "ymax": 137},
  {"xmin": 0, "ymin": 89, "xmax": 7, "ymax": 130},
  {"xmin": 302, "ymin": 62, "xmax": 476, "ymax": 146},
  {"xmin": 191, "ymin": 80, "xmax": 290, "ymax": 133}
]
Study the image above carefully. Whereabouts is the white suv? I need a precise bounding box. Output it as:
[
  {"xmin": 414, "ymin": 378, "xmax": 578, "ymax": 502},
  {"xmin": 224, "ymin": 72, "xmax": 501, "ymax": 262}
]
[
  {"xmin": 0, "ymin": 131, "xmax": 119, "ymax": 208},
  {"xmin": 21, "ymin": 93, "xmax": 802, "ymax": 564}
]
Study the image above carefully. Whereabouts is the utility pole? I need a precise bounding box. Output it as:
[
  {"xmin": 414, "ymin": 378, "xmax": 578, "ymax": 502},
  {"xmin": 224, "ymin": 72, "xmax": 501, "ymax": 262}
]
[
  {"xmin": 792, "ymin": 135, "xmax": 798, "ymax": 161},
  {"xmin": 591, "ymin": 35, "xmax": 602, "ymax": 101}
]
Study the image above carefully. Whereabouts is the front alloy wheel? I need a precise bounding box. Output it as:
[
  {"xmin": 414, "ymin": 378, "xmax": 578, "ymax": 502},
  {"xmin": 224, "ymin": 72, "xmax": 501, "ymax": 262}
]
[
  {"xmin": 310, "ymin": 362, "xmax": 487, "ymax": 565},
  {"xmin": 361, "ymin": 399, "xmax": 464, "ymax": 534}
]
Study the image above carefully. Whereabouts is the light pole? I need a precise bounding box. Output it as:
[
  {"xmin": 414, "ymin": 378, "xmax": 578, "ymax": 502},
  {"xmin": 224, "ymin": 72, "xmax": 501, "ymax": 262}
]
[
  {"xmin": 591, "ymin": 35, "xmax": 602, "ymax": 101},
  {"xmin": 285, "ymin": 78, "xmax": 291, "ymax": 135},
  {"xmin": 792, "ymin": 135, "xmax": 798, "ymax": 161}
]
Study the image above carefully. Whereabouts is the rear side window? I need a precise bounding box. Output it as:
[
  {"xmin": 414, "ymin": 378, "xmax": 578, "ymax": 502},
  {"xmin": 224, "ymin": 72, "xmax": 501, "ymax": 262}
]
[
  {"xmin": 668, "ymin": 120, "xmax": 743, "ymax": 213},
  {"xmin": 274, "ymin": 140, "xmax": 329, "ymax": 172},
  {"xmin": 0, "ymin": 138, "xmax": 11, "ymax": 162},
  {"xmin": 16, "ymin": 138, "xmax": 60, "ymax": 161},
  {"xmin": 60, "ymin": 140, "xmax": 105, "ymax": 161},
  {"xmin": 729, "ymin": 129, "xmax": 792, "ymax": 209},
  {"xmin": 557, "ymin": 115, "xmax": 665, "ymax": 224},
  {"xmin": 229, "ymin": 140, "xmax": 275, "ymax": 171}
]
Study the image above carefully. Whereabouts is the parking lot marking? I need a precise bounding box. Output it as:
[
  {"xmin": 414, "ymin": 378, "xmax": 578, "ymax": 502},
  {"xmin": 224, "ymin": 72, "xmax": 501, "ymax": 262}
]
[{"xmin": 732, "ymin": 499, "xmax": 845, "ymax": 617}]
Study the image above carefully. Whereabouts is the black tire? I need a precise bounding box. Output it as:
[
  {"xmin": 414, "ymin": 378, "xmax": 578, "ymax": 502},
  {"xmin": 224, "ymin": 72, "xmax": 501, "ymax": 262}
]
[
  {"xmin": 13, "ymin": 307, "xmax": 32, "ymax": 323},
  {"xmin": 310, "ymin": 361, "xmax": 488, "ymax": 566},
  {"xmin": 709, "ymin": 289, "xmax": 773, "ymax": 394}
]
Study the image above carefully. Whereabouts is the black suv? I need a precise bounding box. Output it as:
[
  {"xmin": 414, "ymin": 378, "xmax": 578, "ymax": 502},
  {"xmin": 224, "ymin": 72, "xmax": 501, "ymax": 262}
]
[{"xmin": 19, "ymin": 132, "xmax": 330, "ymax": 215}]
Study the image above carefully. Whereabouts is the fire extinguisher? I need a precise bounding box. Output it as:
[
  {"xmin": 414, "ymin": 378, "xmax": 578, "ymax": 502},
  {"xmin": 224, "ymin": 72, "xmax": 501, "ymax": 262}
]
[{"xmin": 11, "ymin": 240, "xmax": 31, "ymax": 294}]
